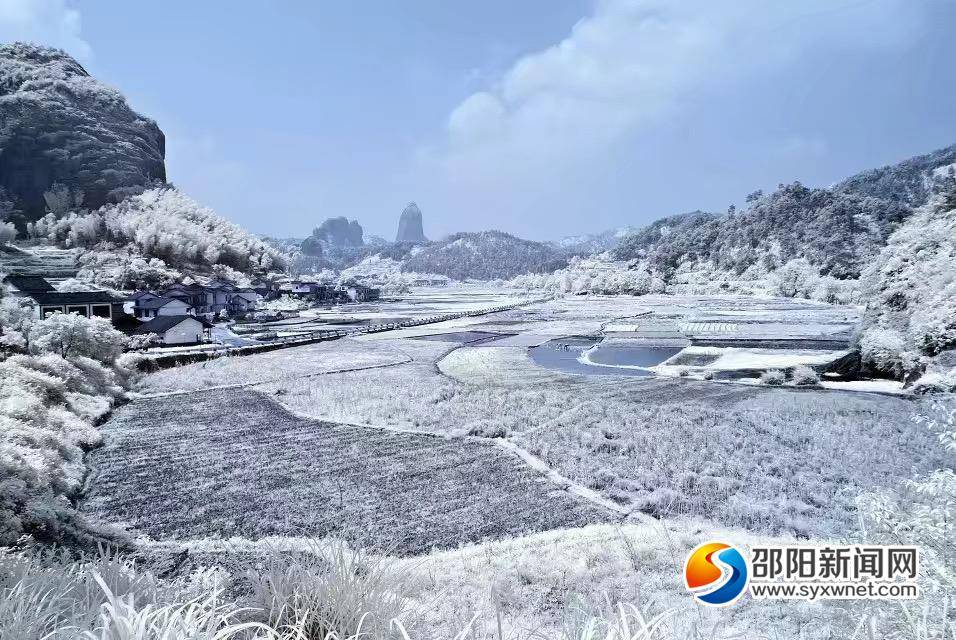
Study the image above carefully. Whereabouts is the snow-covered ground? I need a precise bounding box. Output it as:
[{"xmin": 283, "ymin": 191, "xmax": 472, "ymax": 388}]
[
  {"xmin": 138, "ymin": 337, "xmax": 411, "ymax": 394},
  {"xmin": 77, "ymin": 289, "xmax": 946, "ymax": 639}
]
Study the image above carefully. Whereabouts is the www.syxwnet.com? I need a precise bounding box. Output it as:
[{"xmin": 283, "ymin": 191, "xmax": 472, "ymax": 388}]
[{"xmin": 749, "ymin": 581, "xmax": 919, "ymax": 601}]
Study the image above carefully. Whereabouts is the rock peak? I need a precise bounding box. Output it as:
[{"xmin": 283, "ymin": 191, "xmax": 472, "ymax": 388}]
[{"xmin": 396, "ymin": 202, "xmax": 427, "ymax": 243}]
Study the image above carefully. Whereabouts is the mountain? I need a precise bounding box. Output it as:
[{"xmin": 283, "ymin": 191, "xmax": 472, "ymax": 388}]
[
  {"xmin": 554, "ymin": 226, "xmax": 637, "ymax": 254},
  {"xmin": 300, "ymin": 216, "xmax": 364, "ymax": 259},
  {"xmin": 614, "ymin": 145, "xmax": 956, "ymax": 280},
  {"xmin": 311, "ymin": 217, "xmax": 363, "ymax": 247},
  {"xmin": 0, "ymin": 43, "xmax": 166, "ymax": 229},
  {"xmin": 401, "ymin": 230, "xmax": 567, "ymax": 281},
  {"xmin": 834, "ymin": 144, "xmax": 956, "ymax": 205},
  {"xmin": 396, "ymin": 202, "xmax": 427, "ymax": 243}
]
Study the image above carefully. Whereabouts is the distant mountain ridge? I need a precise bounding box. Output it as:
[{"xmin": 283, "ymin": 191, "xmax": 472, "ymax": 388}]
[
  {"xmin": 402, "ymin": 230, "xmax": 567, "ymax": 281},
  {"xmin": 552, "ymin": 226, "xmax": 636, "ymax": 254}
]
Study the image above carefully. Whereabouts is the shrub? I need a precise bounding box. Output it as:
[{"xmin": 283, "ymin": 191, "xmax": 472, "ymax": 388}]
[
  {"xmin": 759, "ymin": 370, "xmax": 786, "ymax": 386},
  {"xmin": 467, "ymin": 421, "xmax": 509, "ymax": 438},
  {"xmin": 790, "ymin": 365, "xmax": 820, "ymax": 387},
  {"xmin": 859, "ymin": 327, "xmax": 919, "ymax": 378},
  {"xmin": 911, "ymin": 369, "xmax": 956, "ymax": 395}
]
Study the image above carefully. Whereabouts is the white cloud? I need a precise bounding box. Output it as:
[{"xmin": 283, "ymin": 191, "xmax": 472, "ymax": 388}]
[
  {"xmin": 0, "ymin": 0, "xmax": 90, "ymax": 59},
  {"xmin": 421, "ymin": 0, "xmax": 927, "ymax": 206}
]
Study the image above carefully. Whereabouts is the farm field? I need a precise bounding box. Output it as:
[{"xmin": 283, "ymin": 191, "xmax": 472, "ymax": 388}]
[
  {"xmin": 81, "ymin": 388, "xmax": 609, "ymax": 554},
  {"xmin": 75, "ymin": 291, "xmax": 948, "ymax": 639},
  {"xmin": 265, "ymin": 334, "xmax": 942, "ymax": 538},
  {"xmin": 140, "ymin": 336, "xmax": 413, "ymax": 394}
]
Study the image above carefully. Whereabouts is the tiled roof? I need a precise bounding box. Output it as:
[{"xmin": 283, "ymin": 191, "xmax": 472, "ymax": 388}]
[{"xmin": 132, "ymin": 314, "xmax": 212, "ymax": 334}]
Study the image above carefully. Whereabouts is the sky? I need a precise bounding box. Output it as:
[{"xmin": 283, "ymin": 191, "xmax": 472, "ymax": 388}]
[{"xmin": 1, "ymin": 0, "xmax": 955, "ymax": 241}]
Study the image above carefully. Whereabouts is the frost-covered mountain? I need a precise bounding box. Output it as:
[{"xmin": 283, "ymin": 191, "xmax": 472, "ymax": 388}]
[
  {"xmin": 614, "ymin": 144, "xmax": 956, "ymax": 280},
  {"xmin": 401, "ymin": 230, "xmax": 567, "ymax": 281},
  {"xmin": 2, "ymin": 44, "xmax": 285, "ymax": 288},
  {"xmin": 0, "ymin": 43, "xmax": 166, "ymax": 229}
]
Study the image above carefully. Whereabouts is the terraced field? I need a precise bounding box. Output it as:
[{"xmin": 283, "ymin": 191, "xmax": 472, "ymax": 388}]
[{"xmin": 82, "ymin": 389, "xmax": 610, "ymax": 554}]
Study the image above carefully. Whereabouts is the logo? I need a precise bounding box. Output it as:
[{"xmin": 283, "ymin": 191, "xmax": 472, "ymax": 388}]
[
  {"xmin": 684, "ymin": 542, "xmax": 749, "ymax": 606},
  {"xmin": 684, "ymin": 542, "xmax": 920, "ymax": 605}
]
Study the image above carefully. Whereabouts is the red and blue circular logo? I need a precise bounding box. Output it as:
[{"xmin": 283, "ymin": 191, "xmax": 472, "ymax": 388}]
[{"xmin": 684, "ymin": 542, "xmax": 749, "ymax": 606}]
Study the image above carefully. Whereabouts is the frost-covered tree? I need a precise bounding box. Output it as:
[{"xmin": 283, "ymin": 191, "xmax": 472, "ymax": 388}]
[
  {"xmin": 30, "ymin": 187, "xmax": 288, "ymax": 277},
  {"xmin": 30, "ymin": 312, "xmax": 127, "ymax": 363},
  {"xmin": 0, "ymin": 282, "xmax": 35, "ymax": 351},
  {"xmin": 771, "ymin": 258, "xmax": 818, "ymax": 298},
  {"xmin": 75, "ymin": 251, "xmax": 181, "ymax": 291},
  {"xmin": 859, "ymin": 192, "xmax": 956, "ymax": 377}
]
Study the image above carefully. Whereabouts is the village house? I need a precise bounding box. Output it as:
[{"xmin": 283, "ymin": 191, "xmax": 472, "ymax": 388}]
[
  {"xmin": 132, "ymin": 314, "xmax": 212, "ymax": 346},
  {"xmin": 281, "ymin": 281, "xmax": 340, "ymax": 302},
  {"xmin": 131, "ymin": 282, "xmax": 261, "ymax": 318},
  {"xmin": 164, "ymin": 282, "xmax": 214, "ymax": 314},
  {"xmin": 3, "ymin": 274, "xmax": 128, "ymax": 324},
  {"xmin": 344, "ymin": 284, "xmax": 381, "ymax": 302},
  {"xmin": 132, "ymin": 295, "xmax": 195, "ymax": 320}
]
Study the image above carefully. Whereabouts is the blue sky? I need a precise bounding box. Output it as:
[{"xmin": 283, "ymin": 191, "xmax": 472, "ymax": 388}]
[{"xmin": 2, "ymin": 0, "xmax": 955, "ymax": 241}]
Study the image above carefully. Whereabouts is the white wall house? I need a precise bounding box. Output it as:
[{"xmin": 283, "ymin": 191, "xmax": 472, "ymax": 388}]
[
  {"xmin": 132, "ymin": 315, "xmax": 210, "ymax": 346},
  {"xmin": 134, "ymin": 297, "xmax": 194, "ymax": 320}
]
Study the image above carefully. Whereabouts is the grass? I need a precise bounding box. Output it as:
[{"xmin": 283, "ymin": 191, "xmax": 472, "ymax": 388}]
[
  {"xmin": 139, "ymin": 337, "xmax": 411, "ymax": 394},
  {"xmin": 0, "ymin": 537, "xmax": 704, "ymax": 640},
  {"xmin": 0, "ymin": 525, "xmax": 842, "ymax": 640},
  {"xmin": 266, "ymin": 338, "xmax": 942, "ymax": 538},
  {"xmin": 517, "ymin": 390, "xmax": 945, "ymax": 536},
  {"xmin": 81, "ymin": 388, "xmax": 607, "ymax": 554}
]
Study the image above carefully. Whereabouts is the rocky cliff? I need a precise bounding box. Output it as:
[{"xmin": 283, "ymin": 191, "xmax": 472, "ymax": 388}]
[
  {"xmin": 311, "ymin": 216, "xmax": 363, "ymax": 247},
  {"xmin": 395, "ymin": 202, "xmax": 427, "ymax": 243},
  {"xmin": 0, "ymin": 43, "xmax": 166, "ymax": 228}
]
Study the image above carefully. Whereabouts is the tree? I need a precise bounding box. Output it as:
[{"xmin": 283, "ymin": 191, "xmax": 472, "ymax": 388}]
[
  {"xmin": 29, "ymin": 312, "xmax": 126, "ymax": 363},
  {"xmin": 0, "ymin": 285, "xmax": 35, "ymax": 351},
  {"xmin": 772, "ymin": 258, "xmax": 818, "ymax": 298}
]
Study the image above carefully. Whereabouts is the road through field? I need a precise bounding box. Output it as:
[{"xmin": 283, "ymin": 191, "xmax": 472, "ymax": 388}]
[{"xmin": 81, "ymin": 388, "xmax": 613, "ymax": 554}]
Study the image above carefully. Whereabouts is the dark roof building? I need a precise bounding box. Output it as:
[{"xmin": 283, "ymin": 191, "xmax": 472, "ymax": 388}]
[
  {"xmin": 28, "ymin": 291, "xmax": 124, "ymax": 305},
  {"xmin": 137, "ymin": 296, "xmax": 190, "ymax": 310},
  {"xmin": 3, "ymin": 274, "xmax": 55, "ymax": 293}
]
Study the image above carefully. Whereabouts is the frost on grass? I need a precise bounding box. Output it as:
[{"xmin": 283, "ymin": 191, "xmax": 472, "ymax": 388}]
[
  {"xmin": 138, "ymin": 338, "xmax": 412, "ymax": 393},
  {"xmin": 398, "ymin": 521, "xmax": 845, "ymax": 640},
  {"xmin": 518, "ymin": 390, "xmax": 945, "ymax": 537},
  {"xmin": 81, "ymin": 389, "xmax": 607, "ymax": 554},
  {"xmin": 269, "ymin": 340, "xmax": 942, "ymax": 538}
]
